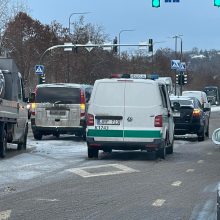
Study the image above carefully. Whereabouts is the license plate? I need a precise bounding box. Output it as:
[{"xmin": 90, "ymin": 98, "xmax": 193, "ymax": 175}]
[
  {"xmin": 173, "ymin": 112, "xmax": 180, "ymax": 117},
  {"xmin": 97, "ymin": 119, "xmax": 120, "ymax": 125},
  {"xmin": 50, "ymin": 110, "xmax": 66, "ymax": 116}
]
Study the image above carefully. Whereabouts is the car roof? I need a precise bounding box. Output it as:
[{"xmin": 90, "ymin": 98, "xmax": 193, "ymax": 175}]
[{"xmin": 37, "ymin": 83, "xmax": 84, "ymax": 89}]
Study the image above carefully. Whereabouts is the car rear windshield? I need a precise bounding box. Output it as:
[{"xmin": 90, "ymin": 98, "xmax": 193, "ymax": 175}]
[
  {"xmin": 204, "ymin": 89, "xmax": 217, "ymax": 96},
  {"xmin": 171, "ymin": 99, "xmax": 193, "ymax": 106},
  {"xmin": 36, "ymin": 87, "xmax": 80, "ymax": 104}
]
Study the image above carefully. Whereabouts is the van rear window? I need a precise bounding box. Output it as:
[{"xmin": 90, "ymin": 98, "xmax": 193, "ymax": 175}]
[{"xmin": 36, "ymin": 87, "xmax": 80, "ymax": 104}]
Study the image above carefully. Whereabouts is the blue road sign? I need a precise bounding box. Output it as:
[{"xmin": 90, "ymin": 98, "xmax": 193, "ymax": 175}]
[
  {"xmin": 35, "ymin": 65, "xmax": 44, "ymax": 75},
  {"xmin": 171, "ymin": 60, "xmax": 180, "ymax": 70}
]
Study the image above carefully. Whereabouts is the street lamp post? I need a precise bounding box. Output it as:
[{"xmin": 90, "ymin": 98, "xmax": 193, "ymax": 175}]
[
  {"xmin": 118, "ymin": 29, "xmax": 135, "ymax": 57},
  {"xmin": 68, "ymin": 12, "xmax": 90, "ymax": 36},
  {"xmin": 67, "ymin": 12, "xmax": 90, "ymax": 82},
  {"xmin": 172, "ymin": 34, "xmax": 183, "ymax": 95}
]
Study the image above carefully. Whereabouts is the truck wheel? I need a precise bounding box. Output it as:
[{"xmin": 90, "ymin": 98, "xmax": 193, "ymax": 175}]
[
  {"xmin": 17, "ymin": 124, "xmax": 28, "ymax": 150},
  {"xmin": 0, "ymin": 130, "xmax": 7, "ymax": 158},
  {"xmin": 33, "ymin": 131, "xmax": 42, "ymax": 140}
]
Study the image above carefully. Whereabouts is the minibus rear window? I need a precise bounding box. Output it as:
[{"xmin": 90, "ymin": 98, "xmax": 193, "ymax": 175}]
[{"xmin": 36, "ymin": 87, "xmax": 80, "ymax": 104}]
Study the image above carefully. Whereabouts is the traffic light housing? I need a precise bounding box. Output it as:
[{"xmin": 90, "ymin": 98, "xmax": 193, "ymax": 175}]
[
  {"xmin": 176, "ymin": 74, "xmax": 179, "ymax": 84},
  {"xmin": 184, "ymin": 74, "xmax": 187, "ymax": 85},
  {"xmin": 148, "ymin": 39, "xmax": 153, "ymax": 52},
  {"xmin": 113, "ymin": 36, "xmax": 118, "ymax": 53},
  {"xmin": 152, "ymin": 0, "xmax": 160, "ymax": 8},
  {"xmin": 214, "ymin": 0, "xmax": 220, "ymax": 7},
  {"xmin": 38, "ymin": 74, "xmax": 45, "ymax": 84}
]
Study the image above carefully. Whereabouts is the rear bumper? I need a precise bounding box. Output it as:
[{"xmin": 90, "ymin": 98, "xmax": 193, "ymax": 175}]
[
  {"xmin": 86, "ymin": 137, "xmax": 164, "ymax": 151},
  {"xmin": 31, "ymin": 118, "xmax": 85, "ymax": 134},
  {"xmin": 174, "ymin": 122, "xmax": 202, "ymax": 135}
]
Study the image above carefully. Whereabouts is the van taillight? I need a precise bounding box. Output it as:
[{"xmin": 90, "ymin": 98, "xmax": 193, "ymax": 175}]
[
  {"xmin": 31, "ymin": 103, "xmax": 36, "ymax": 115},
  {"xmin": 154, "ymin": 115, "xmax": 163, "ymax": 127},
  {"xmin": 87, "ymin": 114, "xmax": 94, "ymax": 126},
  {"xmin": 80, "ymin": 89, "xmax": 86, "ymax": 117}
]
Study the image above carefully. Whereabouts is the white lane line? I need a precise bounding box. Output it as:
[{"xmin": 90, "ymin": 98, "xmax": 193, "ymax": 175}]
[
  {"xmin": 186, "ymin": 169, "xmax": 195, "ymax": 173},
  {"xmin": 207, "ymin": 152, "xmax": 213, "ymax": 155},
  {"xmin": 67, "ymin": 164, "xmax": 139, "ymax": 178},
  {"xmin": 152, "ymin": 199, "xmax": 166, "ymax": 207},
  {"xmin": 35, "ymin": 198, "xmax": 59, "ymax": 202},
  {"xmin": 197, "ymin": 160, "xmax": 204, "ymax": 164},
  {"xmin": 171, "ymin": 181, "xmax": 182, "ymax": 187},
  {"xmin": 0, "ymin": 210, "xmax": 11, "ymax": 220}
]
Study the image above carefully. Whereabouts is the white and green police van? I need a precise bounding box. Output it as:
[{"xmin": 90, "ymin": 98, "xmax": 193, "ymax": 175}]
[{"xmin": 86, "ymin": 74, "xmax": 174, "ymax": 159}]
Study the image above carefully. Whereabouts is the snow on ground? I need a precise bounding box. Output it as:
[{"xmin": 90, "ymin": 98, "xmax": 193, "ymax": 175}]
[{"xmin": 0, "ymin": 135, "xmax": 87, "ymax": 186}]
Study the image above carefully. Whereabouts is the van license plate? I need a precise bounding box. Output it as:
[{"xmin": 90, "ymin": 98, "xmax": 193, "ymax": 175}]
[
  {"xmin": 97, "ymin": 119, "xmax": 120, "ymax": 125},
  {"xmin": 50, "ymin": 110, "xmax": 66, "ymax": 116}
]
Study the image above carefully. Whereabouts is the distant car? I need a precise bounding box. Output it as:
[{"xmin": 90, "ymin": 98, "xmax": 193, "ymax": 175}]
[
  {"xmin": 170, "ymin": 96, "xmax": 210, "ymax": 141},
  {"xmin": 182, "ymin": 90, "xmax": 211, "ymax": 117},
  {"xmin": 203, "ymin": 86, "xmax": 219, "ymax": 105}
]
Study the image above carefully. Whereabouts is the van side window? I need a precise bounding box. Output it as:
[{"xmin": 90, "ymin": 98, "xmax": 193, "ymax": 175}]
[{"xmin": 159, "ymin": 86, "xmax": 168, "ymax": 108}]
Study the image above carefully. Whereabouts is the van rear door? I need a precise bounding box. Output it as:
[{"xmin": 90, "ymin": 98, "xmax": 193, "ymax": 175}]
[
  {"xmin": 35, "ymin": 87, "xmax": 80, "ymax": 128},
  {"xmin": 91, "ymin": 81, "xmax": 125, "ymax": 142},
  {"xmin": 123, "ymin": 81, "xmax": 162, "ymax": 142}
]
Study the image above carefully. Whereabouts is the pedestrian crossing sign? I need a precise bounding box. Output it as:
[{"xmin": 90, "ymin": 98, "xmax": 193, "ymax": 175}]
[{"xmin": 35, "ymin": 65, "xmax": 44, "ymax": 75}]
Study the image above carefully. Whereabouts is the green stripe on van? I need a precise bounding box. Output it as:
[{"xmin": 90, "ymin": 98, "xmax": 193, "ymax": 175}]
[
  {"xmin": 124, "ymin": 130, "xmax": 161, "ymax": 138},
  {"xmin": 87, "ymin": 129, "xmax": 123, "ymax": 137},
  {"xmin": 87, "ymin": 129, "xmax": 161, "ymax": 138}
]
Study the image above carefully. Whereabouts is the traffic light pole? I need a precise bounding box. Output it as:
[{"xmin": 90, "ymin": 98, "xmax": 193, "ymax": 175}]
[{"xmin": 38, "ymin": 42, "xmax": 151, "ymax": 83}]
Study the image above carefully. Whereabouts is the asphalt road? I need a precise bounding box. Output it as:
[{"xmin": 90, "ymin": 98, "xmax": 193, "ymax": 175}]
[{"xmin": 0, "ymin": 111, "xmax": 220, "ymax": 220}]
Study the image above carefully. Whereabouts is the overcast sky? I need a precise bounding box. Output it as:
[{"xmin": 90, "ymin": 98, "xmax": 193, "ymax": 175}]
[{"xmin": 26, "ymin": 0, "xmax": 220, "ymax": 52}]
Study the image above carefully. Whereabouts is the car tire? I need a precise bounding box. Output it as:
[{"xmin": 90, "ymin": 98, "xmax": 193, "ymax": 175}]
[
  {"xmin": 158, "ymin": 141, "xmax": 166, "ymax": 159},
  {"xmin": 0, "ymin": 129, "xmax": 7, "ymax": 158},
  {"xmin": 87, "ymin": 143, "xmax": 99, "ymax": 159},
  {"xmin": 17, "ymin": 124, "xmax": 28, "ymax": 150},
  {"xmin": 198, "ymin": 127, "xmax": 205, "ymax": 142},
  {"xmin": 205, "ymin": 125, "xmax": 209, "ymax": 137},
  {"xmin": 166, "ymin": 138, "xmax": 174, "ymax": 154},
  {"xmin": 33, "ymin": 131, "xmax": 42, "ymax": 140}
]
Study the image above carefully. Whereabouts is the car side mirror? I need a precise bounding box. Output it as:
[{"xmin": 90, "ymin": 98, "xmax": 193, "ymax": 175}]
[
  {"xmin": 212, "ymin": 128, "xmax": 220, "ymax": 145},
  {"xmin": 203, "ymin": 103, "xmax": 211, "ymax": 112}
]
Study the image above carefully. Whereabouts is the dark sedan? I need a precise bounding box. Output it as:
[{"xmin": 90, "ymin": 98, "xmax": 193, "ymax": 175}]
[{"xmin": 170, "ymin": 96, "xmax": 210, "ymax": 141}]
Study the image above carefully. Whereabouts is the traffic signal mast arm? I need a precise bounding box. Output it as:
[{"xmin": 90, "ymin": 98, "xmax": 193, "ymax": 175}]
[{"xmin": 39, "ymin": 43, "xmax": 152, "ymax": 64}]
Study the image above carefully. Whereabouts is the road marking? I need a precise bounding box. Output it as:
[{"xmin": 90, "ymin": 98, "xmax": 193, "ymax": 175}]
[
  {"xmin": 35, "ymin": 198, "xmax": 59, "ymax": 202},
  {"xmin": 186, "ymin": 169, "xmax": 195, "ymax": 173},
  {"xmin": 0, "ymin": 210, "xmax": 11, "ymax": 220},
  {"xmin": 152, "ymin": 199, "xmax": 166, "ymax": 207},
  {"xmin": 67, "ymin": 164, "xmax": 139, "ymax": 178},
  {"xmin": 171, "ymin": 181, "xmax": 182, "ymax": 187},
  {"xmin": 207, "ymin": 152, "xmax": 213, "ymax": 155},
  {"xmin": 197, "ymin": 160, "xmax": 204, "ymax": 164}
]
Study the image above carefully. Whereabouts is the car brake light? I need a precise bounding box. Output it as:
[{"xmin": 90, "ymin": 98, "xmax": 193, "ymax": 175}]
[
  {"xmin": 80, "ymin": 89, "xmax": 85, "ymax": 117},
  {"xmin": 87, "ymin": 114, "xmax": 94, "ymax": 126},
  {"xmin": 192, "ymin": 109, "xmax": 201, "ymax": 117},
  {"xmin": 154, "ymin": 115, "xmax": 163, "ymax": 127}
]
